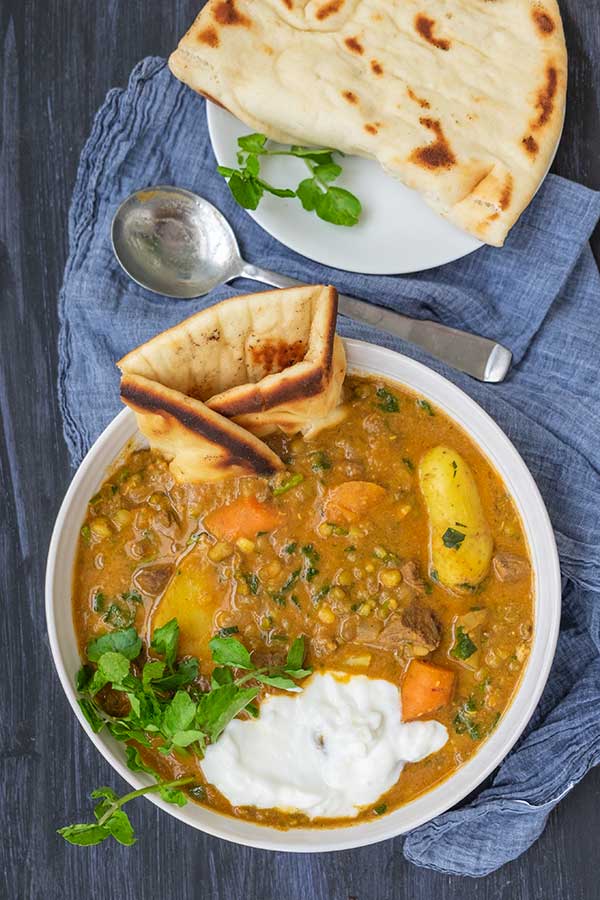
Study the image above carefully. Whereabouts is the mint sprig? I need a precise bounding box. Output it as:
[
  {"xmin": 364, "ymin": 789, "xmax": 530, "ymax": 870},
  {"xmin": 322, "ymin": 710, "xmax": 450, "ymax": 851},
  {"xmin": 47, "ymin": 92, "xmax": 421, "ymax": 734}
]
[{"xmin": 217, "ymin": 133, "xmax": 362, "ymax": 227}]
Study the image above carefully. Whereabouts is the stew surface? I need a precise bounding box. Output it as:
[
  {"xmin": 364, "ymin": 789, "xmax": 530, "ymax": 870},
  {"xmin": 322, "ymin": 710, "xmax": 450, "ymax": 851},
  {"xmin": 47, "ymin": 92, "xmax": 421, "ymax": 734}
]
[{"xmin": 72, "ymin": 374, "xmax": 534, "ymax": 827}]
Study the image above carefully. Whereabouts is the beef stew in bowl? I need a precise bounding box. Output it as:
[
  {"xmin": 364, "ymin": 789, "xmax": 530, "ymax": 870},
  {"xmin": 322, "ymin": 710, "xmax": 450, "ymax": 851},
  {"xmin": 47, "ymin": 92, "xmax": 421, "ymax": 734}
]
[{"xmin": 72, "ymin": 373, "xmax": 533, "ymax": 828}]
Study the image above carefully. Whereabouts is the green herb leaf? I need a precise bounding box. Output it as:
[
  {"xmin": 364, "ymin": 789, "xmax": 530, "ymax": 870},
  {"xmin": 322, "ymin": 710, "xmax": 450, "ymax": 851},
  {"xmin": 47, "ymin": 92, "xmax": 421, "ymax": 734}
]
[
  {"xmin": 76, "ymin": 665, "xmax": 93, "ymax": 692},
  {"xmin": 78, "ymin": 698, "xmax": 105, "ymax": 733},
  {"xmin": 315, "ymin": 186, "xmax": 361, "ymax": 226},
  {"xmin": 104, "ymin": 809, "xmax": 136, "ymax": 846},
  {"xmin": 217, "ymin": 625, "xmax": 240, "ymax": 637},
  {"xmin": 416, "ymin": 398, "xmax": 435, "ymax": 416},
  {"xmin": 92, "ymin": 591, "xmax": 105, "ymax": 612},
  {"xmin": 227, "ymin": 172, "xmax": 264, "ymax": 210},
  {"xmin": 209, "ymin": 636, "xmax": 254, "ymax": 670},
  {"xmin": 314, "ymin": 162, "xmax": 342, "ymax": 183},
  {"xmin": 57, "ymin": 823, "xmax": 110, "ymax": 846},
  {"xmin": 150, "ymin": 618, "xmax": 179, "ymax": 670},
  {"xmin": 242, "ymin": 573, "xmax": 259, "ymax": 595},
  {"xmin": 153, "ymin": 657, "xmax": 198, "ymax": 692},
  {"xmin": 237, "ymin": 132, "xmax": 268, "ymax": 153},
  {"xmin": 256, "ymin": 673, "xmax": 301, "ymax": 692},
  {"xmin": 245, "ymin": 153, "xmax": 260, "ymax": 177},
  {"xmin": 171, "ymin": 729, "xmax": 205, "ymax": 748},
  {"xmin": 450, "ymin": 626, "xmax": 478, "ymax": 661},
  {"xmin": 284, "ymin": 542, "xmax": 298, "ymax": 554},
  {"xmin": 272, "ymin": 473, "xmax": 304, "ymax": 496},
  {"xmin": 87, "ymin": 627, "xmax": 141, "ymax": 662},
  {"xmin": 453, "ymin": 697, "xmax": 481, "ymax": 740},
  {"xmin": 102, "ymin": 602, "xmax": 135, "ymax": 629},
  {"xmin": 97, "ymin": 651, "xmax": 130, "ymax": 686},
  {"xmin": 289, "ymin": 146, "xmax": 335, "ymax": 163},
  {"xmin": 196, "ymin": 683, "xmax": 260, "ymax": 743},
  {"xmin": 302, "ymin": 545, "xmax": 320, "ymax": 565},
  {"xmin": 162, "ymin": 691, "xmax": 197, "ymax": 736},
  {"xmin": 285, "ymin": 636, "xmax": 306, "ymax": 672},
  {"xmin": 376, "ymin": 387, "xmax": 399, "ymax": 413},
  {"xmin": 310, "ymin": 450, "xmax": 332, "ymax": 471},
  {"xmin": 442, "ymin": 527, "xmax": 466, "ymax": 550},
  {"xmin": 296, "ymin": 177, "xmax": 322, "ymax": 212},
  {"xmin": 313, "ymin": 584, "xmax": 330, "ymax": 602},
  {"xmin": 258, "ymin": 179, "xmax": 296, "ymax": 199},
  {"xmin": 142, "ymin": 660, "xmax": 166, "ymax": 686},
  {"xmin": 211, "ymin": 666, "xmax": 235, "ymax": 688},
  {"xmin": 373, "ymin": 803, "xmax": 387, "ymax": 816}
]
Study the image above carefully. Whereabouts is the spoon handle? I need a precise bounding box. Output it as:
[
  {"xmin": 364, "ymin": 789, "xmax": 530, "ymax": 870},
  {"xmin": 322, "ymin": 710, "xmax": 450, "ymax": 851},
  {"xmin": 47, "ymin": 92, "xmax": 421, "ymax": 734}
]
[{"xmin": 238, "ymin": 262, "xmax": 511, "ymax": 383}]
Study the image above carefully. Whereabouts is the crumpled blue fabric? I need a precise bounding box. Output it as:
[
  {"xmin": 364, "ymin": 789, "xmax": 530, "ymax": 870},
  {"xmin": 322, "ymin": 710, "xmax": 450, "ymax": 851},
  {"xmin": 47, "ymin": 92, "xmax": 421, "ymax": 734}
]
[{"xmin": 57, "ymin": 56, "xmax": 600, "ymax": 877}]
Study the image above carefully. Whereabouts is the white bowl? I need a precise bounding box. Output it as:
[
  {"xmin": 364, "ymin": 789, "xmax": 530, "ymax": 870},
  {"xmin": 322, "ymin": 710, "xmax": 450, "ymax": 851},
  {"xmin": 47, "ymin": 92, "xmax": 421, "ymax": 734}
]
[{"xmin": 46, "ymin": 339, "xmax": 561, "ymax": 852}]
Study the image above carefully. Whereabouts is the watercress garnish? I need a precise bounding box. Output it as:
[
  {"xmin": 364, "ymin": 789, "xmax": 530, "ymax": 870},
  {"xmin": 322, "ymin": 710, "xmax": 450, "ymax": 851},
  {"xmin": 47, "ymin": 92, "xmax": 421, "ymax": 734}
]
[
  {"xmin": 218, "ymin": 134, "xmax": 362, "ymax": 226},
  {"xmin": 60, "ymin": 623, "xmax": 312, "ymax": 846}
]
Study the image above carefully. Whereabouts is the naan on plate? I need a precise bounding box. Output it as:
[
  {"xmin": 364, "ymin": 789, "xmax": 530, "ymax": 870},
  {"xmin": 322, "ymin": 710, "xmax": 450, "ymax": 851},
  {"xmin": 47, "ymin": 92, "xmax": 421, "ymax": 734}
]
[{"xmin": 169, "ymin": 0, "xmax": 567, "ymax": 246}]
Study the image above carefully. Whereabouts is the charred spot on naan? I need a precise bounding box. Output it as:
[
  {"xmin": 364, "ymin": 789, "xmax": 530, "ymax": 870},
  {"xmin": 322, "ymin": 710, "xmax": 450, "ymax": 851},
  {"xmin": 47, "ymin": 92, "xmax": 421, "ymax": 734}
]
[
  {"xmin": 532, "ymin": 7, "xmax": 555, "ymax": 35},
  {"xmin": 519, "ymin": 63, "xmax": 558, "ymax": 156},
  {"xmin": 370, "ymin": 59, "xmax": 383, "ymax": 76},
  {"xmin": 521, "ymin": 134, "xmax": 539, "ymax": 156},
  {"xmin": 407, "ymin": 87, "xmax": 430, "ymax": 110},
  {"xmin": 498, "ymin": 174, "xmax": 513, "ymax": 211},
  {"xmin": 344, "ymin": 36, "xmax": 363, "ymax": 54},
  {"xmin": 197, "ymin": 26, "xmax": 220, "ymax": 47},
  {"xmin": 410, "ymin": 118, "xmax": 456, "ymax": 170},
  {"xmin": 342, "ymin": 90, "xmax": 358, "ymax": 104},
  {"xmin": 213, "ymin": 0, "xmax": 251, "ymax": 27},
  {"xmin": 209, "ymin": 363, "xmax": 331, "ymax": 417},
  {"xmin": 316, "ymin": 0, "xmax": 344, "ymax": 21},
  {"xmin": 120, "ymin": 377, "xmax": 281, "ymax": 476},
  {"xmin": 248, "ymin": 339, "xmax": 307, "ymax": 374},
  {"xmin": 364, "ymin": 123, "xmax": 381, "ymax": 135},
  {"xmin": 532, "ymin": 64, "xmax": 558, "ymax": 130},
  {"xmin": 414, "ymin": 14, "xmax": 451, "ymax": 51}
]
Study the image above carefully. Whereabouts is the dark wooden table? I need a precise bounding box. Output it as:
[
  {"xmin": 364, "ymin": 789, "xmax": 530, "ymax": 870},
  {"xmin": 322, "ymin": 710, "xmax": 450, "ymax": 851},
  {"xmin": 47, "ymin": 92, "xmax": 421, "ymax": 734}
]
[{"xmin": 2, "ymin": 2, "xmax": 599, "ymax": 898}]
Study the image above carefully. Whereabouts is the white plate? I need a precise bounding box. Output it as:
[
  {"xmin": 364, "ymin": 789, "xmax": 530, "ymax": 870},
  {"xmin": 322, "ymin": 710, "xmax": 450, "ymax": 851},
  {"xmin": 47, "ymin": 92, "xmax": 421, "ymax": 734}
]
[
  {"xmin": 46, "ymin": 340, "xmax": 561, "ymax": 852},
  {"xmin": 207, "ymin": 103, "xmax": 482, "ymax": 275}
]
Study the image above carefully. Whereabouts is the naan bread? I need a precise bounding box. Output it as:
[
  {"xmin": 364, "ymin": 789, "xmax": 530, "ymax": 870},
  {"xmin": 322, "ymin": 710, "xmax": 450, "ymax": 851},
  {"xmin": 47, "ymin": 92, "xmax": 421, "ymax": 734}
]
[
  {"xmin": 117, "ymin": 284, "xmax": 346, "ymax": 482},
  {"xmin": 169, "ymin": 0, "xmax": 567, "ymax": 246}
]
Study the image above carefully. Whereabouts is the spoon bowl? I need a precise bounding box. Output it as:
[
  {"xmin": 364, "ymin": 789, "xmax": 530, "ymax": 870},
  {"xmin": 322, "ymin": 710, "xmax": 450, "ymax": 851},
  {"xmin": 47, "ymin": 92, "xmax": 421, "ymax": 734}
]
[{"xmin": 111, "ymin": 186, "xmax": 243, "ymax": 298}]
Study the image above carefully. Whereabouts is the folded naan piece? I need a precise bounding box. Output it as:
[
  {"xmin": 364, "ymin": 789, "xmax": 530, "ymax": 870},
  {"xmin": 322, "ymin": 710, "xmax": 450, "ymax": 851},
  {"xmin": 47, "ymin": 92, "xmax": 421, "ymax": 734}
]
[
  {"xmin": 169, "ymin": 0, "xmax": 566, "ymax": 246},
  {"xmin": 118, "ymin": 284, "xmax": 346, "ymax": 483}
]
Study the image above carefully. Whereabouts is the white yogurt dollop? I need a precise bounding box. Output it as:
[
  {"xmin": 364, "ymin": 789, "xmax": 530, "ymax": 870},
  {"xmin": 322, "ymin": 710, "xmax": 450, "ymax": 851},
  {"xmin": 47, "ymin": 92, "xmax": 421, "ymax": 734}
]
[{"xmin": 201, "ymin": 672, "xmax": 448, "ymax": 819}]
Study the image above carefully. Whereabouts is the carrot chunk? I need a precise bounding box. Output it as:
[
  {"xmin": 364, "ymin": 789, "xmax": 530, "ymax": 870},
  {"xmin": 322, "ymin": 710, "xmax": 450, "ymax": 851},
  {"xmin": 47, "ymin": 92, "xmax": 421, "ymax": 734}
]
[
  {"xmin": 324, "ymin": 481, "xmax": 387, "ymax": 524},
  {"xmin": 401, "ymin": 659, "xmax": 456, "ymax": 721},
  {"xmin": 204, "ymin": 496, "xmax": 281, "ymax": 542}
]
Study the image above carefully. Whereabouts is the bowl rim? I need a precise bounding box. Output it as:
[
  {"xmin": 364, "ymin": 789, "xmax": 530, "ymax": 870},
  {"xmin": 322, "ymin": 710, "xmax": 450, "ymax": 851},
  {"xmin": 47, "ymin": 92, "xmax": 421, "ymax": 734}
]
[{"xmin": 45, "ymin": 338, "xmax": 561, "ymax": 852}]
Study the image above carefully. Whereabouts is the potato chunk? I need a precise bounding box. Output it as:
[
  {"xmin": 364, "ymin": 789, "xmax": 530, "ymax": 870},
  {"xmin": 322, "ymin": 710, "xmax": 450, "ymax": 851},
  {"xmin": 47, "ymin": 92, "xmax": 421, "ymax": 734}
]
[
  {"xmin": 148, "ymin": 545, "xmax": 226, "ymax": 662},
  {"xmin": 418, "ymin": 446, "xmax": 493, "ymax": 593}
]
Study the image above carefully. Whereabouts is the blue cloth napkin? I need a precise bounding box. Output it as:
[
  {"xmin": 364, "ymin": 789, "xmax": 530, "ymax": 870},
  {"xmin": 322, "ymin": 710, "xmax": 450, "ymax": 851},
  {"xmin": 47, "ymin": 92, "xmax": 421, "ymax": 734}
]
[{"xmin": 58, "ymin": 56, "xmax": 600, "ymax": 877}]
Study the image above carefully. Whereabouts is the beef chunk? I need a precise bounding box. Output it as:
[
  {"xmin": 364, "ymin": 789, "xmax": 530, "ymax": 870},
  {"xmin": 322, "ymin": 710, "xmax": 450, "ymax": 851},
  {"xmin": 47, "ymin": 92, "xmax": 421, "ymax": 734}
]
[
  {"xmin": 133, "ymin": 564, "xmax": 174, "ymax": 596},
  {"xmin": 493, "ymin": 552, "xmax": 529, "ymax": 583},
  {"xmin": 400, "ymin": 560, "xmax": 426, "ymax": 594},
  {"xmin": 377, "ymin": 603, "xmax": 442, "ymax": 651}
]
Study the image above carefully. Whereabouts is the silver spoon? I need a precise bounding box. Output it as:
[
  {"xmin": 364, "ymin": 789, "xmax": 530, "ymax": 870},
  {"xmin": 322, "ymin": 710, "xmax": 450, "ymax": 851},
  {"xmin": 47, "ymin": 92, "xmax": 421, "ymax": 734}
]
[{"xmin": 111, "ymin": 186, "xmax": 511, "ymax": 383}]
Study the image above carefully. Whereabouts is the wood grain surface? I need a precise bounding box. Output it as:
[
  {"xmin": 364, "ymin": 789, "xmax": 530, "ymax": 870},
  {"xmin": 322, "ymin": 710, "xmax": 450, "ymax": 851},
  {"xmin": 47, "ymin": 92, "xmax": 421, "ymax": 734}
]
[{"xmin": 1, "ymin": 1, "xmax": 599, "ymax": 898}]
